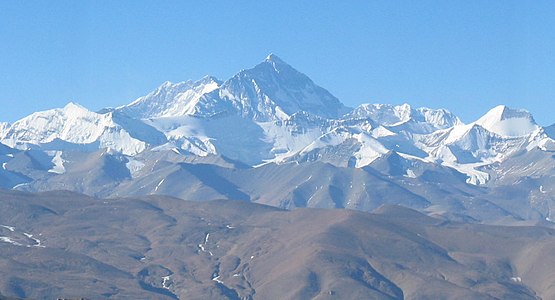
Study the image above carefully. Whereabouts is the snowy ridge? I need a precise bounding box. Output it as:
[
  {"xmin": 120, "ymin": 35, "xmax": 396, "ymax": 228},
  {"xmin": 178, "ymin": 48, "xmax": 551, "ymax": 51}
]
[
  {"xmin": 118, "ymin": 76, "xmax": 221, "ymax": 119},
  {"xmin": 1, "ymin": 103, "xmax": 162, "ymax": 155},
  {"xmin": 346, "ymin": 103, "xmax": 461, "ymax": 132}
]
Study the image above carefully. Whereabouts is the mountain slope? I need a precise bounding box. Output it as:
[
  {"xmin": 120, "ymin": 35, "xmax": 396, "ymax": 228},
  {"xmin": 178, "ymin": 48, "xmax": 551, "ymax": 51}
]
[{"xmin": 0, "ymin": 190, "xmax": 553, "ymax": 299}]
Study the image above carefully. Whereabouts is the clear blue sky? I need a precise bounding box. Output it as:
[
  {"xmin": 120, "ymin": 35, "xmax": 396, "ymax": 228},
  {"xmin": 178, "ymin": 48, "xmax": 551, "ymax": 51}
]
[{"xmin": 1, "ymin": 1, "xmax": 554, "ymax": 125}]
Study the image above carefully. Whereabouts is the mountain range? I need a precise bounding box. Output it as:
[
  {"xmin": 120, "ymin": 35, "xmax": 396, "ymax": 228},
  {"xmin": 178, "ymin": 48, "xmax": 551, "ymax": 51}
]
[{"xmin": 1, "ymin": 54, "xmax": 554, "ymax": 223}]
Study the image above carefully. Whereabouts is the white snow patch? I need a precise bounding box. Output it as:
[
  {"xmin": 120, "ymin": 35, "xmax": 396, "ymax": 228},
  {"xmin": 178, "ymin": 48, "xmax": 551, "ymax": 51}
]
[
  {"xmin": 154, "ymin": 178, "xmax": 165, "ymax": 192},
  {"xmin": 225, "ymin": 225, "xmax": 235, "ymax": 229},
  {"xmin": 212, "ymin": 274, "xmax": 224, "ymax": 284},
  {"xmin": 0, "ymin": 236, "xmax": 22, "ymax": 246},
  {"xmin": 12, "ymin": 183, "xmax": 29, "ymax": 189},
  {"xmin": 1, "ymin": 162, "xmax": 6, "ymax": 170},
  {"xmin": 540, "ymin": 185, "xmax": 547, "ymax": 194},
  {"xmin": 198, "ymin": 233, "xmax": 213, "ymax": 256},
  {"xmin": 48, "ymin": 151, "xmax": 65, "ymax": 174},
  {"xmin": 1, "ymin": 225, "xmax": 15, "ymax": 232},
  {"xmin": 204, "ymin": 233, "xmax": 210, "ymax": 244},
  {"xmin": 23, "ymin": 232, "xmax": 45, "ymax": 248},
  {"xmin": 511, "ymin": 276, "xmax": 522, "ymax": 283},
  {"xmin": 405, "ymin": 169, "xmax": 417, "ymax": 178},
  {"xmin": 162, "ymin": 275, "xmax": 172, "ymax": 289}
]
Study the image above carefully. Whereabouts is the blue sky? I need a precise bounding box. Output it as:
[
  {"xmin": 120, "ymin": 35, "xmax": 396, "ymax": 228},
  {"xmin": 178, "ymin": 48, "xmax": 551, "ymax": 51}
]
[{"xmin": 1, "ymin": 1, "xmax": 554, "ymax": 125}]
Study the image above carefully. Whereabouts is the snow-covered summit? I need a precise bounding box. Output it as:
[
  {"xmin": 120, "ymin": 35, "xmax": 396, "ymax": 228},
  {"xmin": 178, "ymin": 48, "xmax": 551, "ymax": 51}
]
[
  {"xmin": 122, "ymin": 55, "xmax": 349, "ymax": 121},
  {"xmin": 192, "ymin": 54, "xmax": 348, "ymax": 121},
  {"xmin": 118, "ymin": 76, "xmax": 222, "ymax": 119},
  {"xmin": 0, "ymin": 102, "xmax": 161, "ymax": 155},
  {"xmin": 474, "ymin": 105, "xmax": 539, "ymax": 137},
  {"xmin": 2, "ymin": 102, "xmax": 106, "ymax": 144}
]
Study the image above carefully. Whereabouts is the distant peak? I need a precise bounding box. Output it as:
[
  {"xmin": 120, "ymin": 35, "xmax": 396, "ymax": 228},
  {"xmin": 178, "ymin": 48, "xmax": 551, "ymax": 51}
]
[
  {"xmin": 475, "ymin": 105, "xmax": 538, "ymax": 137},
  {"xmin": 264, "ymin": 53, "xmax": 289, "ymax": 66},
  {"xmin": 478, "ymin": 105, "xmax": 533, "ymax": 123},
  {"xmin": 64, "ymin": 102, "xmax": 87, "ymax": 111},
  {"xmin": 265, "ymin": 53, "xmax": 281, "ymax": 61},
  {"xmin": 199, "ymin": 75, "xmax": 222, "ymax": 85},
  {"xmin": 485, "ymin": 105, "xmax": 507, "ymax": 118}
]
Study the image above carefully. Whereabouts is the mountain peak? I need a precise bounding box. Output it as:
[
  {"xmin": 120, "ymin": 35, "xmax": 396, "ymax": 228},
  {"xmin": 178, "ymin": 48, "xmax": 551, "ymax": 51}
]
[
  {"xmin": 64, "ymin": 102, "xmax": 87, "ymax": 111},
  {"xmin": 192, "ymin": 54, "xmax": 348, "ymax": 121},
  {"xmin": 478, "ymin": 105, "xmax": 533, "ymax": 121},
  {"xmin": 475, "ymin": 105, "xmax": 538, "ymax": 137},
  {"xmin": 265, "ymin": 53, "xmax": 284, "ymax": 63},
  {"xmin": 260, "ymin": 53, "xmax": 295, "ymax": 74},
  {"xmin": 199, "ymin": 75, "xmax": 222, "ymax": 85}
]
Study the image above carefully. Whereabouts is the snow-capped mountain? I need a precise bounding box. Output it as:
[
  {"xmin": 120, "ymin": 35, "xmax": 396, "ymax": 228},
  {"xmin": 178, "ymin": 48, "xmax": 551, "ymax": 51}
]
[
  {"xmin": 0, "ymin": 103, "xmax": 165, "ymax": 155},
  {"xmin": 117, "ymin": 76, "xmax": 222, "ymax": 119},
  {"xmin": 196, "ymin": 54, "xmax": 348, "ymax": 121},
  {"xmin": 117, "ymin": 54, "xmax": 348, "ymax": 122},
  {"xmin": 1, "ymin": 54, "xmax": 555, "ymax": 221}
]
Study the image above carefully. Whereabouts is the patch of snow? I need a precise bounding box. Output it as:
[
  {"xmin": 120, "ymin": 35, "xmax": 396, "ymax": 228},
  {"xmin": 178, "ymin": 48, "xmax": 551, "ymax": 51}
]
[
  {"xmin": 0, "ymin": 236, "xmax": 22, "ymax": 246},
  {"xmin": 154, "ymin": 178, "xmax": 165, "ymax": 192},
  {"xmin": 198, "ymin": 233, "xmax": 213, "ymax": 256},
  {"xmin": 212, "ymin": 274, "xmax": 224, "ymax": 284},
  {"xmin": 1, "ymin": 162, "xmax": 6, "ymax": 170},
  {"xmin": 48, "ymin": 151, "xmax": 65, "ymax": 174},
  {"xmin": 12, "ymin": 183, "xmax": 29, "ymax": 189},
  {"xmin": 1, "ymin": 225, "xmax": 15, "ymax": 232},
  {"xmin": 405, "ymin": 169, "xmax": 417, "ymax": 178},
  {"xmin": 23, "ymin": 232, "xmax": 45, "ymax": 248},
  {"xmin": 204, "ymin": 233, "xmax": 210, "ymax": 244},
  {"xmin": 511, "ymin": 276, "xmax": 522, "ymax": 283},
  {"xmin": 162, "ymin": 275, "xmax": 172, "ymax": 289}
]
